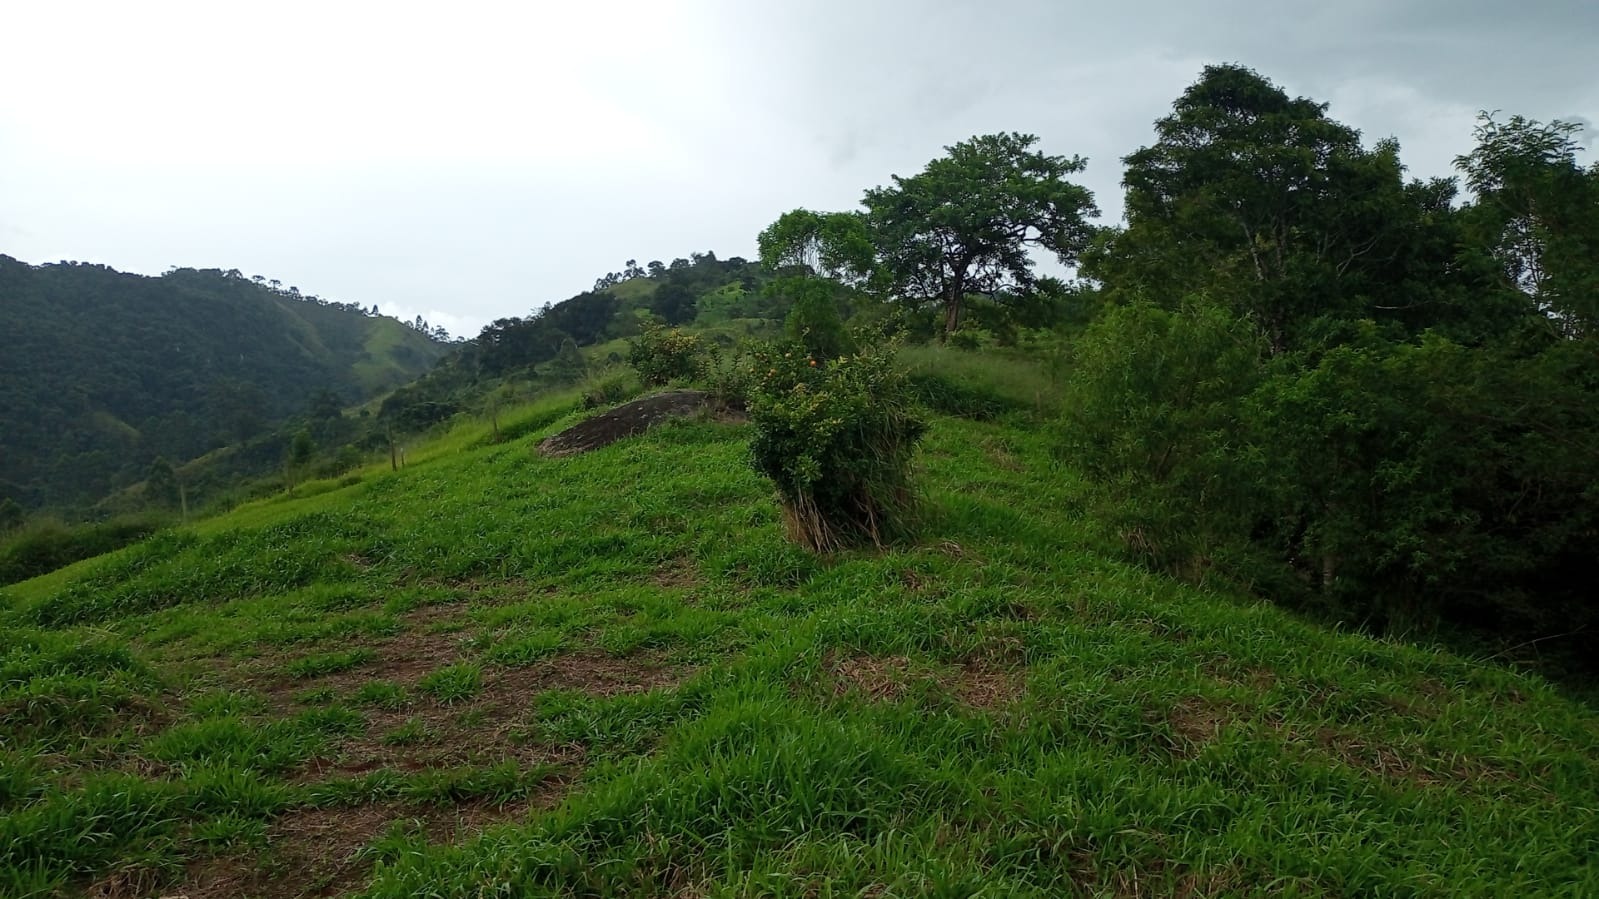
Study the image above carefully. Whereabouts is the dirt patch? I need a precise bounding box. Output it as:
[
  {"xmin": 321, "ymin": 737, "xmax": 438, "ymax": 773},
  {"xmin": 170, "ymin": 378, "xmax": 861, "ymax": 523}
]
[
  {"xmin": 983, "ymin": 441, "xmax": 1025, "ymax": 472},
  {"xmin": 829, "ymin": 654, "xmax": 919, "ymax": 702},
  {"xmin": 295, "ymin": 649, "xmax": 686, "ymax": 781},
  {"xmin": 537, "ymin": 390, "xmax": 738, "ymax": 457},
  {"xmin": 165, "ymin": 796, "xmax": 542, "ymax": 899},
  {"xmin": 1168, "ymin": 697, "xmax": 1245, "ymax": 753},
  {"xmin": 950, "ymin": 659, "xmax": 1024, "ymax": 709},
  {"xmin": 651, "ymin": 557, "xmax": 703, "ymax": 589},
  {"xmin": 825, "ymin": 653, "xmax": 1024, "ymax": 709}
]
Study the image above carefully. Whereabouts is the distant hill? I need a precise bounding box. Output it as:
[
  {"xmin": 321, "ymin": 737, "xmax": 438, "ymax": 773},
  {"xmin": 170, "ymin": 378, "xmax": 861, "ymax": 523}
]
[{"xmin": 0, "ymin": 256, "xmax": 448, "ymax": 511}]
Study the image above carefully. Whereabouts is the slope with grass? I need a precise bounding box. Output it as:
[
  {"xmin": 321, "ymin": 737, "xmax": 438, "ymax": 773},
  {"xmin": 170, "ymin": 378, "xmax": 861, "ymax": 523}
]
[{"xmin": 2, "ymin": 367, "xmax": 1596, "ymax": 898}]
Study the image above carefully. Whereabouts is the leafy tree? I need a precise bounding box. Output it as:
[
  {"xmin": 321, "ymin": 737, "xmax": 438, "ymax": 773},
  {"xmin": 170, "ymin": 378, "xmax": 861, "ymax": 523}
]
[
  {"xmin": 651, "ymin": 278, "xmax": 699, "ymax": 325},
  {"xmin": 308, "ymin": 388, "xmax": 344, "ymax": 422},
  {"xmin": 1089, "ymin": 64, "xmax": 1451, "ymax": 354},
  {"xmin": 1456, "ymin": 113, "xmax": 1599, "ymax": 338},
  {"xmin": 547, "ymin": 337, "xmax": 588, "ymax": 383},
  {"xmin": 145, "ymin": 457, "xmax": 182, "ymax": 509},
  {"xmin": 758, "ymin": 209, "xmax": 874, "ymax": 284},
  {"xmin": 781, "ymin": 278, "xmax": 853, "ymax": 361},
  {"xmin": 285, "ymin": 428, "xmax": 315, "ymax": 491},
  {"xmin": 0, "ymin": 497, "xmax": 23, "ymax": 533},
  {"xmin": 861, "ymin": 132, "xmax": 1098, "ymax": 338}
]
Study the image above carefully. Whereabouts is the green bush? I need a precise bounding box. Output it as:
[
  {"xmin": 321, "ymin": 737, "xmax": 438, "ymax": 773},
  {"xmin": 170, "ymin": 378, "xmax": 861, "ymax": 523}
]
[
  {"xmin": 581, "ymin": 373, "xmax": 637, "ymax": 409},
  {"xmin": 0, "ymin": 514, "xmax": 170, "ymax": 586},
  {"xmin": 1059, "ymin": 302, "xmax": 1267, "ymax": 578},
  {"xmin": 627, "ymin": 325, "xmax": 707, "ymax": 387},
  {"xmin": 747, "ymin": 340, "xmax": 926, "ymax": 551}
]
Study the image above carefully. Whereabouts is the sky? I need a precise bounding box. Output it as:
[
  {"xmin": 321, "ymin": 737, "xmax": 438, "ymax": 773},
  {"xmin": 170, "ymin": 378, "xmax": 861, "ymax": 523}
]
[{"xmin": 3, "ymin": 0, "xmax": 1595, "ymax": 338}]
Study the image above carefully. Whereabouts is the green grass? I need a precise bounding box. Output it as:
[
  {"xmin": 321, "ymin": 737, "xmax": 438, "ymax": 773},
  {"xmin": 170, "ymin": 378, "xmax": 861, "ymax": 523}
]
[
  {"xmin": 417, "ymin": 664, "xmax": 483, "ymax": 705},
  {"xmin": 1, "ymin": 357, "xmax": 1596, "ymax": 897}
]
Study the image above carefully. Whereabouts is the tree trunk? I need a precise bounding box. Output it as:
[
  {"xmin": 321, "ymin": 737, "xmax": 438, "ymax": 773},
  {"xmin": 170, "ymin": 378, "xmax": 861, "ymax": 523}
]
[{"xmin": 942, "ymin": 292, "xmax": 963, "ymax": 341}]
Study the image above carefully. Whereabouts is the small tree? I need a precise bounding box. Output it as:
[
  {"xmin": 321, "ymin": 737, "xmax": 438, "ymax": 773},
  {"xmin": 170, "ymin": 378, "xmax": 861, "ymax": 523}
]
[
  {"xmin": 0, "ymin": 497, "xmax": 24, "ymax": 534},
  {"xmin": 145, "ymin": 457, "xmax": 182, "ymax": 510},
  {"xmin": 286, "ymin": 428, "xmax": 315, "ymax": 491},
  {"xmin": 547, "ymin": 337, "xmax": 589, "ymax": 384}
]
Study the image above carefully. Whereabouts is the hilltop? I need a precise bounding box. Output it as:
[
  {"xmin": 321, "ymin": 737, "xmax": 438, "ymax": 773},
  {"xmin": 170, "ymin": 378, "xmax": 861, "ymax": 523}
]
[
  {"xmin": 0, "ymin": 257, "xmax": 448, "ymax": 513},
  {"xmin": 4, "ymin": 61, "xmax": 1597, "ymax": 897},
  {"xmin": 1, "ymin": 354, "xmax": 1595, "ymax": 897}
]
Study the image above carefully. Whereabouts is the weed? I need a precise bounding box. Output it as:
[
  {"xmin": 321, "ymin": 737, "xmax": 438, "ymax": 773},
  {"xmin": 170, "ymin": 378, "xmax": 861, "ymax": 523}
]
[{"xmin": 417, "ymin": 664, "xmax": 483, "ymax": 705}]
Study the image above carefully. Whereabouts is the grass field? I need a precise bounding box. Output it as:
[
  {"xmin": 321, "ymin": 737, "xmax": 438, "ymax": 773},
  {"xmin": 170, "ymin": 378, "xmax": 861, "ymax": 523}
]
[{"xmin": 2, "ymin": 372, "xmax": 1596, "ymax": 897}]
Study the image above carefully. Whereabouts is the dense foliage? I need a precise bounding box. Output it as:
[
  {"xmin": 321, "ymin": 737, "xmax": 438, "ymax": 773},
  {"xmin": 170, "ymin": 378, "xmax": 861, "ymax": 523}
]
[
  {"xmin": 627, "ymin": 325, "xmax": 709, "ymax": 387},
  {"xmin": 759, "ymin": 134, "xmax": 1097, "ymax": 340},
  {"xmin": 1066, "ymin": 64, "xmax": 1599, "ymax": 669},
  {"xmin": 747, "ymin": 340, "xmax": 926, "ymax": 551},
  {"xmin": 0, "ymin": 259, "xmax": 446, "ymax": 513}
]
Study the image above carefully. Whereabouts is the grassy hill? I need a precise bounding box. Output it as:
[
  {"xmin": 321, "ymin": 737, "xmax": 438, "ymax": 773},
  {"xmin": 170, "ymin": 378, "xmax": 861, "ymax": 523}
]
[
  {"xmin": 0, "ymin": 257, "xmax": 448, "ymax": 512},
  {"xmin": 2, "ymin": 359, "xmax": 1596, "ymax": 898}
]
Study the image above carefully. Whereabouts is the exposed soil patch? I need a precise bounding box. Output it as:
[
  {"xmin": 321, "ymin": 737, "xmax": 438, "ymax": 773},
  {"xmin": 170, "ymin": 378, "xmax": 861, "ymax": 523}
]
[
  {"xmin": 651, "ymin": 556, "xmax": 703, "ymax": 589},
  {"xmin": 1308, "ymin": 726, "xmax": 1432, "ymax": 783},
  {"xmin": 296, "ymin": 648, "xmax": 686, "ymax": 781},
  {"xmin": 983, "ymin": 441, "xmax": 1025, "ymax": 472},
  {"xmin": 537, "ymin": 390, "xmax": 739, "ymax": 457},
  {"xmin": 165, "ymin": 796, "xmax": 543, "ymax": 899},
  {"xmin": 1168, "ymin": 696, "xmax": 1246, "ymax": 754},
  {"xmin": 951, "ymin": 658, "xmax": 1024, "ymax": 709},
  {"xmin": 830, "ymin": 654, "xmax": 919, "ymax": 702},
  {"xmin": 251, "ymin": 603, "xmax": 472, "ymax": 714},
  {"xmin": 825, "ymin": 653, "xmax": 1024, "ymax": 709}
]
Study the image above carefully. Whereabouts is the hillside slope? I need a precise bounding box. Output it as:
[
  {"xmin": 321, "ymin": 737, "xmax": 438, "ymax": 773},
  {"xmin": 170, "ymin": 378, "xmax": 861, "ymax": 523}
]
[
  {"xmin": 0, "ymin": 257, "xmax": 448, "ymax": 511},
  {"xmin": 2, "ymin": 397, "xmax": 1596, "ymax": 897}
]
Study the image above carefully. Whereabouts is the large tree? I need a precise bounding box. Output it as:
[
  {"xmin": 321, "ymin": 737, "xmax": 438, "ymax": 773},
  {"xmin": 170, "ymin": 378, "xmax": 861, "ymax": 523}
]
[
  {"xmin": 1456, "ymin": 113, "xmax": 1599, "ymax": 339},
  {"xmin": 861, "ymin": 133, "xmax": 1098, "ymax": 338},
  {"xmin": 1090, "ymin": 64, "xmax": 1452, "ymax": 354}
]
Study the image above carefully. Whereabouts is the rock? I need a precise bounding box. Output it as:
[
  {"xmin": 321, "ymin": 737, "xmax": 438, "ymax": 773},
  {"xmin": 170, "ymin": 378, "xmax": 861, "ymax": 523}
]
[{"xmin": 536, "ymin": 390, "xmax": 735, "ymax": 457}]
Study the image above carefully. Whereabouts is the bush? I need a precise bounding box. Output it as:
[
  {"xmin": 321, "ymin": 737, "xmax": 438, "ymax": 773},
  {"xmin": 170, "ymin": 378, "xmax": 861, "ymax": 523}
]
[
  {"xmin": 0, "ymin": 514, "xmax": 170, "ymax": 586},
  {"xmin": 1059, "ymin": 302, "xmax": 1267, "ymax": 578},
  {"xmin": 581, "ymin": 373, "xmax": 637, "ymax": 409},
  {"xmin": 627, "ymin": 325, "xmax": 707, "ymax": 387},
  {"xmin": 747, "ymin": 340, "xmax": 926, "ymax": 552}
]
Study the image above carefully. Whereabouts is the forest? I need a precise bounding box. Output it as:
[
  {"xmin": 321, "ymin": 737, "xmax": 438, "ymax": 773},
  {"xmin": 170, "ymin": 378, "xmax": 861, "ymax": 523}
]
[{"xmin": 0, "ymin": 262, "xmax": 447, "ymax": 511}]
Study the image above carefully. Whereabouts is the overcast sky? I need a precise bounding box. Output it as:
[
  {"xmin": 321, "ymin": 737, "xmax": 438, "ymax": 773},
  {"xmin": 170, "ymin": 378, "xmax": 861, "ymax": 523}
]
[{"xmin": 3, "ymin": 0, "xmax": 1595, "ymax": 338}]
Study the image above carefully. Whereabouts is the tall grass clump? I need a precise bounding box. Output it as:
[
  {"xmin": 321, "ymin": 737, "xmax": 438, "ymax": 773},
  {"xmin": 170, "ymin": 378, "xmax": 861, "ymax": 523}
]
[{"xmin": 747, "ymin": 340, "xmax": 925, "ymax": 552}]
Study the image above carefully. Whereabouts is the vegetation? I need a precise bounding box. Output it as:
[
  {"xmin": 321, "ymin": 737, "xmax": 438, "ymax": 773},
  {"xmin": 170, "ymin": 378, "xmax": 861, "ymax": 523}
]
[
  {"xmin": 1067, "ymin": 65, "xmax": 1599, "ymax": 673},
  {"xmin": 627, "ymin": 325, "xmax": 709, "ymax": 387},
  {"xmin": 1, "ymin": 358, "xmax": 1595, "ymax": 897},
  {"xmin": 0, "ymin": 259, "xmax": 447, "ymax": 514},
  {"xmin": 2, "ymin": 59, "xmax": 1597, "ymax": 898},
  {"xmin": 745, "ymin": 339, "xmax": 926, "ymax": 551}
]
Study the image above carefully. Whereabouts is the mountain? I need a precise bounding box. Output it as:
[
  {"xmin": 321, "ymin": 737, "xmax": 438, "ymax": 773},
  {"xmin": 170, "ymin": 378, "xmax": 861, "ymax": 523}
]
[{"xmin": 0, "ymin": 256, "xmax": 448, "ymax": 511}]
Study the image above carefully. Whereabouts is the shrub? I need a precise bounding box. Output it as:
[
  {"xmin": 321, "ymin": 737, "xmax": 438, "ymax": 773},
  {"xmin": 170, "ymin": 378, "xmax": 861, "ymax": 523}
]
[
  {"xmin": 0, "ymin": 514, "xmax": 170, "ymax": 586},
  {"xmin": 581, "ymin": 373, "xmax": 637, "ymax": 409},
  {"xmin": 1059, "ymin": 302, "xmax": 1267, "ymax": 578},
  {"xmin": 747, "ymin": 340, "xmax": 926, "ymax": 551},
  {"xmin": 627, "ymin": 325, "xmax": 707, "ymax": 387}
]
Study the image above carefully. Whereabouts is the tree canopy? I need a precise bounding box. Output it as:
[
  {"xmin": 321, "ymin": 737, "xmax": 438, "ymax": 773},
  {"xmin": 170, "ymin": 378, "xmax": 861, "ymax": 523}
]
[{"xmin": 863, "ymin": 133, "xmax": 1098, "ymax": 337}]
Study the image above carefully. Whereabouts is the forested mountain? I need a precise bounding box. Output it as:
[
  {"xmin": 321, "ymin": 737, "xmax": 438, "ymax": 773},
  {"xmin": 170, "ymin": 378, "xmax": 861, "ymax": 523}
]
[{"xmin": 0, "ymin": 257, "xmax": 448, "ymax": 511}]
